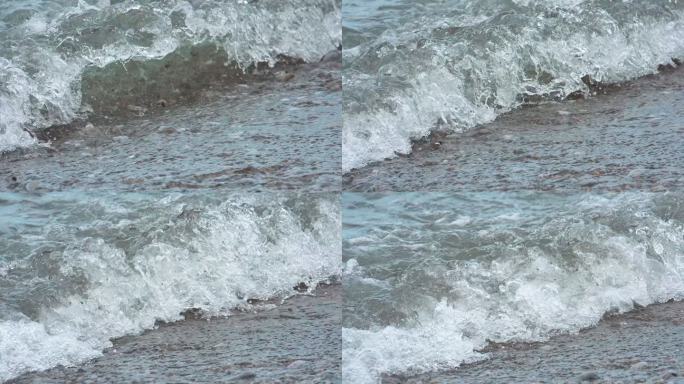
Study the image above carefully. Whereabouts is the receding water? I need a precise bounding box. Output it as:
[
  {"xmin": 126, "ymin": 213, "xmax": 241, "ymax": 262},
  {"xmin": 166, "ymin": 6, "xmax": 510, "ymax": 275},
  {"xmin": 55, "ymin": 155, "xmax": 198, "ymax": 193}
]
[
  {"xmin": 388, "ymin": 300, "xmax": 684, "ymax": 383},
  {"xmin": 10, "ymin": 285, "xmax": 342, "ymax": 384},
  {"xmin": 0, "ymin": 0, "xmax": 341, "ymax": 151},
  {"xmin": 1, "ymin": 60, "xmax": 341, "ymax": 192},
  {"xmin": 0, "ymin": 0, "xmax": 342, "ymax": 192}
]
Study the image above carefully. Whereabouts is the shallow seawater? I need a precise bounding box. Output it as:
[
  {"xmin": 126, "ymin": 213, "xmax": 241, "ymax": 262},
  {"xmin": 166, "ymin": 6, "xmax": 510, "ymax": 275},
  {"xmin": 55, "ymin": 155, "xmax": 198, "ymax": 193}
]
[
  {"xmin": 387, "ymin": 300, "xmax": 684, "ymax": 383},
  {"xmin": 10, "ymin": 285, "xmax": 342, "ymax": 384},
  {"xmin": 1, "ymin": 1, "xmax": 342, "ymax": 382},
  {"xmin": 0, "ymin": 191, "xmax": 341, "ymax": 382},
  {"xmin": 0, "ymin": 0, "xmax": 341, "ymax": 152},
  {"xmin": 342, "ymin": 192, "xmax": 684, "ymax": 383},
  {"xmin": 342, "ymin": 0, "xmax": 684, "ymax": 173},
  {"xmin": 344, "ymin": 67, "xmax": 684, "ymax": 191},
  {"xmin": 0, "ymin": 60, "xmax": 342, "ymax": 192}
]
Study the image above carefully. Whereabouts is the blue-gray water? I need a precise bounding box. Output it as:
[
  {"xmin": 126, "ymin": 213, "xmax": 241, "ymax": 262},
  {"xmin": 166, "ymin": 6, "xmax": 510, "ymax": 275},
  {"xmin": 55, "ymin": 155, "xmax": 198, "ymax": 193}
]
[
  {"xmin": 386, "ymin": 300, "xmax": 684, "ymax": 383},
  {"xmin": 342, "ymin": 0, "xmax": 684, "ymax": 174},
  {"xmin": 1, "ymin": 60, "xmax": 341, "ymax": 192},
  {"xmin": 0, "ymin": 2, "xmax": 343, "ymax": 382},
  {"xmin": 9, "ymin": 285, "xmax": 342, "ymax": 384},
  {"xmin": 0, "ymin": 191, "xmax": 341, "ymax": 381},
  {"xmin": 3, "ymin": 1, "xmax": 684, "ymax": 383},
  {"xmin": 344, "ymin": 65, "xmax": 684, "ymax": 191},
  {"xmin": 0, "ymin": 0, "xmax": 342, "ymax": 192}
]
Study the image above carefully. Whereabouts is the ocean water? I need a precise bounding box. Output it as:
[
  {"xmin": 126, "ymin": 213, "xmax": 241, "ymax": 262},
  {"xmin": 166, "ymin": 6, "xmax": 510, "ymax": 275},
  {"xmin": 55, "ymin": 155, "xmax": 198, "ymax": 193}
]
[
  {"xmin": 0, "ymin": 0, "xmax": 342, "ymax": 191},
  {"xmin": 0, "ymin": 1, "xmax": 344, "ymax": 382},
  {"xmin": 344, "ymin": 66, "xmax": 684, "ymax": 191},
  {"xmin": 389, "ymin": 300, "xmax": 684, "ymax": 383},
  {"xmin": 3, "ymin": 1, "xmax": 684, "ymax": 383},
  {"xmin": 342, "ymin": 192, "xmax": 684, "ymax": 383},
  {"xmin": 342, "ymin": 0, "xmax": 684, "ymax": 172},
  {"xmin": 1, "ymin": 62, "xmax": 341, "ymax": 191},
  {"xmin": 0, "ymin": 191, "xmax": 341, "ymax": 382},
  {"xmin": 11, "ymin": 285, "xmax": 342, "ymax": 383}
]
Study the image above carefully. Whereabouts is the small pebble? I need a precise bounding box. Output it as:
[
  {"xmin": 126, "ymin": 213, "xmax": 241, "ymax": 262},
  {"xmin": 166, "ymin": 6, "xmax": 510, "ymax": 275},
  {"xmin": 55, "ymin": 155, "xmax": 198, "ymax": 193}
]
[
  {"xmin": 275, "ymin": 71, "xmax": 295, "ymax": 82},
  {"xmin": 127, "ymin": 105, "xmax": 147, "ymax": 115},
  {"xmin": 24, "ymin": 180, "xmax": 42, "ymax": 193},
  {"xmin": 578, "ymin": 372, "xmax": 600, "ymax": 382}
]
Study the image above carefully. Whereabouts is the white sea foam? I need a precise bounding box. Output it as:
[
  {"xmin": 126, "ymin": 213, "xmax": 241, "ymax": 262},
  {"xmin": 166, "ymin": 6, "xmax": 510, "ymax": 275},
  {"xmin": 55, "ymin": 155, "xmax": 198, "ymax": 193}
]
[{"xmin": 0, "ymin": 193, "xmax": 341, "ymax": 381}]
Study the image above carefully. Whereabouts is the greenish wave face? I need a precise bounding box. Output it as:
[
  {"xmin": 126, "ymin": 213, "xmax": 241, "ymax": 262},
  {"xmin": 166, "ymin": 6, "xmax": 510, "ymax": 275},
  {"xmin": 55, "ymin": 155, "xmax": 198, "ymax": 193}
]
[{"xmin": 0, "ymin": 0, "xmax": 341, "ymax": 152}]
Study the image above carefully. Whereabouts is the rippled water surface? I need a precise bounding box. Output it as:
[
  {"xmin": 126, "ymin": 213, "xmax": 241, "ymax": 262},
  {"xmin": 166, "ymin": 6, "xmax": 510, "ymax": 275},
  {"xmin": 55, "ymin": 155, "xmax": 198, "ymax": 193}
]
[
  {"xmin": 0, "ymin": 0, "xmax": 341, "ymax": 151},
  {"xmin": 1, "ymin": 61, "xmax": 341, "ymax": 192},
  {"xmin": 11, "ymin": 285, "xmax": 342, "ymax": 384},
  {"xmin": 387, "ymin": 300, "xmax": 684, "ymax": 383},
  {"xmin": 0, "ymin": 0, "xmax": 342, "ymax": 192}
]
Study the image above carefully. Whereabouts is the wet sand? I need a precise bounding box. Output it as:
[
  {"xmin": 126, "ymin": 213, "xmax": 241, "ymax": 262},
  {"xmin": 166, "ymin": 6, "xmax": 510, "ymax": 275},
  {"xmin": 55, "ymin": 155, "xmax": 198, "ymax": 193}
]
[
  {"xmin": 9, "ymin": 285, "xmax": 341, "ymax": 384},
  {"xmin": 344, "ymin": 66, "xmax": 684, "ymax": 192},
  {"xmin": 385, "ymin": 300, "xmax": 684, "ymax": 383}
]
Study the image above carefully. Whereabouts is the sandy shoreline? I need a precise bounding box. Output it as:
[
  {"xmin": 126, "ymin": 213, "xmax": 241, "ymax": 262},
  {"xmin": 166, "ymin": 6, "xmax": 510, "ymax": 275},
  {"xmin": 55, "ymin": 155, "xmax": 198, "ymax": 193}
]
[
  {"xmin": 385, "ymin": 299, "xmax": 684, "ymax": 383},
  {"xmin": 9, "ymin": 284, "xmax": 341, "ymax": 384}
]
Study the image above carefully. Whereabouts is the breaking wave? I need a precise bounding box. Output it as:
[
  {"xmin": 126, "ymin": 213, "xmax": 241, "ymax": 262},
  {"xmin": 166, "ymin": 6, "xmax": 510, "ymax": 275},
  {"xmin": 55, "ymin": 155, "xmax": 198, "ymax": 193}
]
[
  {"xmin": 342, "ymin": 192, "xmax": 684, "ymax": 383},
  {"xmin": 0, "ymin": 191, "xmax": 341, "ymax": 381},
  {"xmin": 0, "ymin": 0, "xmax": 341, "ymax": 152},
  {"xmin": 342, "ymin": 0, "xmax": 684, "ymax": 171}
]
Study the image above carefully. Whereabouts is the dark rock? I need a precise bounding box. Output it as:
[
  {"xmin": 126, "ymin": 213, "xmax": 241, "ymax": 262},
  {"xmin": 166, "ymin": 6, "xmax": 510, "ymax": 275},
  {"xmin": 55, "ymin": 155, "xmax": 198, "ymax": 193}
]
[
  {"xmin": 294, "ymin": 282, "xmax": 309, "ymax": 292},
  {"xmin": 320, "ymin": 50, "xmax": 342, "ymax": 63}
]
